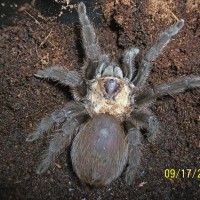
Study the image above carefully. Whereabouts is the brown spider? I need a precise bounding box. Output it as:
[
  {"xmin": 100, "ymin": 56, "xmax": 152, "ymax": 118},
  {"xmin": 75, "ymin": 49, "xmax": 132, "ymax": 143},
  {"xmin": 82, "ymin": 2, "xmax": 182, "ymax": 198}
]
[{"xmin": 26, "ymin": 2, "xmax": 200, "ymax": 186}]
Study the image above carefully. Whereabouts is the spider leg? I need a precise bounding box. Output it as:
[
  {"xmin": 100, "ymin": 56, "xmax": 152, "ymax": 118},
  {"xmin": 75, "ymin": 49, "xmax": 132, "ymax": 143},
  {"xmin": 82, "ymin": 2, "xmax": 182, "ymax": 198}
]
[
  {"xmin": 26, "ymin": 102, "xmax": 86, "ymax": 142},
  {"xmin": 135, "ymin": 76, "xmax": 200, "ymax": 106},
  {"xmin": 125, "ymin": 127, "xmax": 141, "ymax": 185},
  {"xmin": 78, "ymin": 2, "xmax": 100, "ymax": 61},
  {"xmin": 36, "ymin": 116, "xmax": 86, "ymax": 174},
  {"xmin": 130, "ymin": 111, "xmax": 159, "ymax": 142},
  {"xmin": 133, "ymin": 19, "xmax": 184, "ymax": 87},
  {"xmin": 35, "ymin": 66, "xmax": 84, "ymax": 88},
  {"xmin": 123, "ymin": 48, "xmax": 140, "ymax": 81},
  {"xmin": 35, "ymin": 66, "xmax": 87, "ymax": 99},
  {"xmin": 78, "ymin": 2, "xmax": 101, "ymax": 79}
]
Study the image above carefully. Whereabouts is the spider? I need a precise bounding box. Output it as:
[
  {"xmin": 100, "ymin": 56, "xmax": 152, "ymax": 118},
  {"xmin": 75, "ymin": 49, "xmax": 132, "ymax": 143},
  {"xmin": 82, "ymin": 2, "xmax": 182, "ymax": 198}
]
[{"xmin": 27, "ymin": 2, "xmax": 200, "ymax": 186}]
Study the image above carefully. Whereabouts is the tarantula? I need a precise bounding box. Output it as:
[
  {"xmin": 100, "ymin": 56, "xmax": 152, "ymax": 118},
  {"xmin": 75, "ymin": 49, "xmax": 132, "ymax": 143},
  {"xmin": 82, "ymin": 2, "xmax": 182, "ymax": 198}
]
[{"xmin": 27, "ymin": 2, "xmax": 200, "ymax": 186}]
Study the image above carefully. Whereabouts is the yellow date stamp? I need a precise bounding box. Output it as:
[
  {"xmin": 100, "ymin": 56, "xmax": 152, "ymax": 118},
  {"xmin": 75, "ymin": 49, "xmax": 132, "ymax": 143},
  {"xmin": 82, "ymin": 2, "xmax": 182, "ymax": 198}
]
[{"xmin": 164, "ymin": 169, "xmax": 200, "ymax": 179}]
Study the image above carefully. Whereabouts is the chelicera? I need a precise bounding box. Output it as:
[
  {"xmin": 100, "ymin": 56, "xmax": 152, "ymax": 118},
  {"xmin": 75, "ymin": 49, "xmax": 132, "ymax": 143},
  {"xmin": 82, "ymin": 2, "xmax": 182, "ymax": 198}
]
[{"xmin": 27, "ymin": 2, "xmax": 200, "ymax": 186}]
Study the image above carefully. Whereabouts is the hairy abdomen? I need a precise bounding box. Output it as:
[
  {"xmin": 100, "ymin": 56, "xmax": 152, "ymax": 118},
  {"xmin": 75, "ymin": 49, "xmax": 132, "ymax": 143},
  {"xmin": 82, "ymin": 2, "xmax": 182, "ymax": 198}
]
[{"xmin": 71, "ymin": 114, "xmax": 128, "ymax": 186}]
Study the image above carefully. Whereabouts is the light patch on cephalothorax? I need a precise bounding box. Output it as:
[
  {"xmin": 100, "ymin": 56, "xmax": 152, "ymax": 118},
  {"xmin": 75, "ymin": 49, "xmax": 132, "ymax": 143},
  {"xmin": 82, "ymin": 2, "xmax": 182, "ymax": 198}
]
[{"xmin": 86, "ymin": 77, "xmax": 132, "ymax": 118}]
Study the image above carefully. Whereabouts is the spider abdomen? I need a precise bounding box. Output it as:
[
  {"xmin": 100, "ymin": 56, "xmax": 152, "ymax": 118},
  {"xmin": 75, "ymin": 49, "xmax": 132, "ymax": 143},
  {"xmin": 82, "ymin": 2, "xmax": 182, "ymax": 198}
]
[{"xmin": 71, "ymin": 114, "xmax": 128, "ymax": 186}]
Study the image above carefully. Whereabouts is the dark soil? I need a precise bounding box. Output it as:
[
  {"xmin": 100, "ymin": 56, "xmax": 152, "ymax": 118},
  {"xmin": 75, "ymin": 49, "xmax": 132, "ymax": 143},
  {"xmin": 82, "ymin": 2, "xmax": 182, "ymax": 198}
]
[{"xmin": 1, "ymin": 0, "xmax": 200, "ymax": 199}]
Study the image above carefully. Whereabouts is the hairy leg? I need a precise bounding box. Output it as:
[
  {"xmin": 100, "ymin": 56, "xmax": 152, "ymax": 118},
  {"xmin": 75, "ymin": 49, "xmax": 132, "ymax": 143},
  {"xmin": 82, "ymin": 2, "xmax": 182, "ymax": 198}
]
[
  {"xmin": 78, "ymin": 2, "xmax": 100, "ymax": 61},
  {"xmin": 35, "ymin": 66, "xmax": 84, "ymax": 87},
  {"xmin": 123, "ymin": 48, "xmax": 140, "ymax": 81},
  {"xmin": 78, "ymin": 2, "xmax": 101, "ymax": 79},
  {"xmin": 135, "ymin": 76, "xmax": 200, "ymax": 106},
  {"xmin": 26, "ymin": 102, "xmax": 86, "ymax": 142},
  {"xmin": 130, "ymin": 111, "xmax": 159, "ymax": 141},
  {"xmin": 125, "ymin": 127, "xmax": 141, "ymax": 184},
  {"xmin": 36, "ymin": 115, "xmax": 86, "ymax": 174},
  {"xmin": 133, "ymin": 19, "xmax": 184, "ymax": 87}
]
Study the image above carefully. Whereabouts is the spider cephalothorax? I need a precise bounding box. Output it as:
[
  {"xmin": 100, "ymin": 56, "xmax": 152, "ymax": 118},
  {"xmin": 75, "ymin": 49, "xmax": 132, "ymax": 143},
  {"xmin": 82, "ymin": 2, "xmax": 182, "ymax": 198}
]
[
  {"xmin": 86, "ymin": 75, "xmax": 133, "ymax": 119},
  {"xmin": 27, "ymin": 2, "xmax": 200, "ymax": 186}
]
